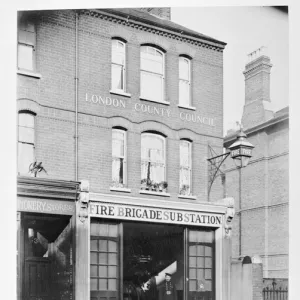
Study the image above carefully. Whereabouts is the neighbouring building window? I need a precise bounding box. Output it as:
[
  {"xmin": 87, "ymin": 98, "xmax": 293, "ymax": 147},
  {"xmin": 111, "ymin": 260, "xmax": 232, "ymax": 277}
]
[
  {"xmin": 179, "ymin": 140, "xmax": 192, "ymax": 195},
  {"xmin": 18, "ymin": 18, "xmax": 36, "ymax": 71},
  {"xmin": 111, "ymin": 39, "xmax": 126, "ymax": 92},
  {"xmin": 18, "ymin": 112, "xmax": 35, "ymax": 175},
  {"xmin": 140, "ymin": 46, "xmax": 164, "ymax": 103},
  {"xmin": 141, "ymin": 133, "xmax": 166, "ymax": 191},
  {"xmin": 112, "ymin": 129, "xmax": 127, "ymax": 188},
  {"xmin": 179, "ymin": 56, "xmax": 191, "ymax": 106}
]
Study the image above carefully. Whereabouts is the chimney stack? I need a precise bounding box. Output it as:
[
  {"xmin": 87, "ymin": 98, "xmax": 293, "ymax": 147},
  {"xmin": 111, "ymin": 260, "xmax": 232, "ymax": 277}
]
[{"xmin": 241, "ymin": 46, "xmax": 274, "ymax": 129}]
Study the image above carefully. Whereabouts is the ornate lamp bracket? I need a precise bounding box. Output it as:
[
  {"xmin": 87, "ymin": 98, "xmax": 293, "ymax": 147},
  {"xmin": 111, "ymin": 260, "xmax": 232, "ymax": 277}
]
[
  {"xmin": 207, "ymin": 145, "xmax": 230, "ymax": 198},
  {"xmin": 77, "ymin": 180, "xmax": 90, "ymax": 223}
]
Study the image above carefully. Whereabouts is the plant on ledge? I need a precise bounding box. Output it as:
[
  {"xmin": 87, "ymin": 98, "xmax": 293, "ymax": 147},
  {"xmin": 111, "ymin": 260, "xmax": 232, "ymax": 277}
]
[
  {"xmin": 179, "ymin": 184, "xmax": 190, "ymax": 196},
  {"xmin": 159, "ymin": 181, "xmax": 168, "ymax": 192},
  {"xmin": 111, "ymin": 180, "xmax": 125, "ymax": 189}
]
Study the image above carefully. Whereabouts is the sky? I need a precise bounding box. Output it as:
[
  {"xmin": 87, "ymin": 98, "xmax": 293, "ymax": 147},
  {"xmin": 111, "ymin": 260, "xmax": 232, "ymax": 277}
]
[{"xmin": 171, "ymin": 6, "xmax": 289, "ymax": 133}]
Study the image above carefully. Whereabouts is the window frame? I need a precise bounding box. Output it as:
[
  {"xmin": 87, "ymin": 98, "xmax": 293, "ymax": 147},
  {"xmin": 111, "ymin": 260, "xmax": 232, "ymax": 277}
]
[
  {"xmin": 179, "ymin": 139, "xmax": 192, "ymax": 195},
  {"xmin": 111, "ymin": 39, "xmax": 126, "ymax": 93},
  {"xmin": 140, "ymin": 45, "xmax": 166, "ymax": 104},
  {"xmin": 111, "ymin": 128, "xmax": 127, "ymax": 188},
  {"xmin": 18, "ymin": 111, "xmax": 35, "ymax": 175},
  {"xmin": 141, "ymin": 132, "xmax": 166, "ymax": 184},
  {"xmin": 179, "ymin": 56, "xmax": 192, "ymax": 107}
]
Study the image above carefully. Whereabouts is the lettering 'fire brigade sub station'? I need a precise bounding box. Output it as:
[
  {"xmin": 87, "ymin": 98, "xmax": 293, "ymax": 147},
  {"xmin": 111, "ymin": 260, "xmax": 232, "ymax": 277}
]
[{"xmin": 90, "ymin": 203, "xmax": 222, "ymax": 226}]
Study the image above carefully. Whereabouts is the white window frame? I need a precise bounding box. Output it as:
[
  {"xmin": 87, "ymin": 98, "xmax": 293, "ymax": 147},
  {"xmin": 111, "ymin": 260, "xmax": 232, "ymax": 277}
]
[
  {"xmin": 179, "ymin": 140, "xmax": 192, "ymax": 195},
  {"xmin": 17, "ymin": 19, "xmax": 36, "ymax": 72},
  {"xmin": 111, "ymin": 128, "xmax": 127, "ymax": 188},
  {"xmin": 111, "ymin": 39, "xmax": 126, "ymax": 93},
  {"xmin": 141, "ymin": 133, "xmax": 166, "ymax": 184},
  {"xmin": 18, "ymin": 112, "xmax": 35, "ymax": 175},
  {"xmin": 140, "ymin": 46, "xmax": 166, "ymax": 104},
  {"xmin": 178, "ymin": 56, "xmax": 193, "ymax": 108}
]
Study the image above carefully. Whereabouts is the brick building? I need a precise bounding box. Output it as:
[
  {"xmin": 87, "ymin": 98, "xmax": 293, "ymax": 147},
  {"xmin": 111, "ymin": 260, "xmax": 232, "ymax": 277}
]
[
  {"xmin": 16, "ymin": 8, "xmax": 237, "ymax": 300},
  {"xmin": 224, "ymin": 48, "xmax": 289, "ymax": 283}
]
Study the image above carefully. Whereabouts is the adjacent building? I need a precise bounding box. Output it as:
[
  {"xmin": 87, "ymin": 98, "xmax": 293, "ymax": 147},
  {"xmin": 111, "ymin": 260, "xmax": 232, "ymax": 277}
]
[{"xmin": 17, "ymin": 7, "xmax": 236, "ymax": 300}]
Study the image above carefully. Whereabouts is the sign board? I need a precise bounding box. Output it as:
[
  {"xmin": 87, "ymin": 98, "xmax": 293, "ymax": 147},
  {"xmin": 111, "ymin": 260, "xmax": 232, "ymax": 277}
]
[
  {"xmin": 17, "ymin": 198, "xmax": 75, "ymax": 215},
  {"xmin": 90, "ymin": 202, "xmax": 223, "ymax": 227}
]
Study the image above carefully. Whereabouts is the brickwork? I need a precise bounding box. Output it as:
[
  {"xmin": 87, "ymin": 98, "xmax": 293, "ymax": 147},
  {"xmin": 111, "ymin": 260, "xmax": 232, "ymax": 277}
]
[{"xmin": 17, "ymin": 9, "xmax": 225, "ymax": 203}]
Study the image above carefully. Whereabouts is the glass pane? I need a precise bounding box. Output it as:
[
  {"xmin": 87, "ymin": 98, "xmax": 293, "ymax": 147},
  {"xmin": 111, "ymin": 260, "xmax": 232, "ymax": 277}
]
[
  {"xmin": 99, "ymin": 224, "xmax": 108, "ymax": 236},
  {"xmin": 108, "ymin": 279, "xmax": 117, "ymax": 291},
  {"xmin": 108, "ymin": 253, "xmax": 117, "ymax": 265},
  {"xmin": 197, "ymin": 257, "xmax": 204, "ymax": 268},
  {"xmin": 90, "ymin": 240, "xmax": 98, "ymax": 251},
  {"xmin": 90, "ymin": 265, "xmax": 98, "ymax": 277},
  {"xmin": 99, "ymin": 253, "xmax": 107, "ymax": 264},
  {"xmin": 189, "ymin": 231, "xmax": 198, "ymax": 242},
  {"xmin": 18, "ymin": 143, "xmax": 34, "ymax": 175},
  {"xmin": 206, "ymin": 280, "xmax": 212, "ymax": 291},
  {"xmin": 205, "ymin": 257, "xmax": 212, "ymax": 268},
  {"xmin": 90, "ymin": 253, "xmax": 98, "ymax": 264},
  {"xmin": 189, "ymin": 245, "xmax": 196, "ymax": 255},
  {"xmin": 205, "ymin": 246, "xmax": 212, "ymax": 256},
  {"xmin": 197, "ymin": 269, "xmax": 204, "ymax": 280},
  {"xmin": 18, "ymin": 44, "xmax": 33, "ymax": 70},
  {"xmin": 99, "ymin": 266, "xmax": 107, "ymax": 278},
  {"xmin": 90, "ymin": 223, "xmax": 99, "ymax": 236},
  {"xmin": 197, "ymin": 245, "xmax": 204, "ymax": 256},
  {"xmin": 189, "ymin": 280, "xmax": 197, "ymax": 291},
  {"xmin": 19, "ymin": 113, "xmax": 34, "ymax": 127},
  {"xmin": 179, "ymin": 80, "xmax": 190, "ymax": 106},
  {"xmin": 108, "ymin": 225, "xmax": 118, "ymax": 237},
  {"xmin": 112, "ymin": 158, "xmax": 124, "ymax": 183},
  {"xmin": 99, "ymin": 279, "xmax": 107, "ymax": 290},
  {"xmin": 99, "ymin": 240, "xmax": 107, "ymax": 252},
  {"xmin": 189, "ymin": 268, "xmax": 196, "ymax": 279},
  {"xmin": 205, "ymin": 269, "xmax": 212, "ymax": 279},
  {"xmin": 140, "ymin": 72, "xmax": 163, "ymax": 102},
  {"xmin": 189, "ymin": 256, "xmax": 196, "ymax": 267},
  {"xmin": 108, "ymin": 266, "xmax": 117, "ymax": 278},
  {"xmin": 112, "ymin": 40, "xmax": 125, "ymax": 65},
  {"xmin": 112, "ymin": 131, "xmax": 125, "ymax": 157},
  {"xmin": 90, "ymin": 279, "xmax": 98, "ymax": 291},
  {"xmin": 179, "ymin": 58, "xmax": 189, "ymax": 80},
  {"xmin": 111, "ymin": 64, "xmax": 124, "ymax": 90},
  {"xmin": 108, "ymin": 241, "xmax": 117, "ymax": 252},
  {"xmin": 200, "ymin": 231, "xmax": 213, "ymax": 243}
]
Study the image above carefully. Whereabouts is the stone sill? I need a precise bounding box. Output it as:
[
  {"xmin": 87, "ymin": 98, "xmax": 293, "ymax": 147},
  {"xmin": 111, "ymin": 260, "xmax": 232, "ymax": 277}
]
[
  {"xmin": 17, "ymin": 69, "xmax": 42, "ymax": 79},
  {"xmin": 139, "ymin": 190, "xmax": 170, "ymax": 197},
  {"xmin": 110, "ymin": 187, "xmax": 131, "ymax": 193},
  {"xmin": 177, "ymin": 104, "xmax": 196, "ymax": 111},
  {"xmin": 178, "ymin": 194, "xmax": 197, "ymax": 200},
  {"xmin": 139, "ymin": 97, "xmax": 170, "ymax": 106},
  {"xmin": 109, "ymin": 89, "xmax": 131, "ymax": 98}
]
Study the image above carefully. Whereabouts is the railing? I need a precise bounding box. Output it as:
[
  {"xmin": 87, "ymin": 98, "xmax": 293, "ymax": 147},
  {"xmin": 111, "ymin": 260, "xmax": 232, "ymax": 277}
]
[{"xmin": 263, "ymin": 286, "xmax": 288, "ymax": 300}]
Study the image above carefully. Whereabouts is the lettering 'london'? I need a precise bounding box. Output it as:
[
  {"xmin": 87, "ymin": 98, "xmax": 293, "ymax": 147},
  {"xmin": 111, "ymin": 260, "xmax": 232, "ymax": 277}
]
[
  {"xmin": 90, "ymin": 203, "xmax": 222, "ymax": 227},
  {"xmin": 85, "ymin": 93, "xmax": 215, "ymax": 127}
]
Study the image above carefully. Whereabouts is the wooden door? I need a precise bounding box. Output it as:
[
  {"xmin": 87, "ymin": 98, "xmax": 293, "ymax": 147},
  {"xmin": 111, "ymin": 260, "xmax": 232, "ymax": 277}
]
[
  {"xmin": 90, "ymin": 221, "xmax": 121, "ymax": 300},
  {"xmin": 24, "ymin": 258, "xmax": 51, "ymax": 300}
]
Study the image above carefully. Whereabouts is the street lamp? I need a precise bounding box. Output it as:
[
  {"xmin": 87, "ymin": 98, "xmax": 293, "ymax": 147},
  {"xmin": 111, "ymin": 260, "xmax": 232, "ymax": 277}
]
[{"xmin": 207, "ymin": 127, "xmax": 254, "ymax": 199}]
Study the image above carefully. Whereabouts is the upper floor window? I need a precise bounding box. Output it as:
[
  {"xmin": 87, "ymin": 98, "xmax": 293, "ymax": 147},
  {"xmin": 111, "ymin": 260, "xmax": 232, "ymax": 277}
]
[
  {"xmin": 179, "ymin": 140, "xmax": 192, "ymax": 195},
  {"xmin": 18, "ymin": 18, "xmax": 36, "ymax": 71},
  {"xmin": 141, "ymin": 133, "xmax": 166, "ymax": 189},
  {"xmin": 140, "ymin": 46, "xmax": 164, "ymax": 103},
  {"xmin": 179, "ymin": 56, "xmax": 191, "ymax": 107},
  {"xmin": 111, "ymin": 39, "xmax": 126, "ymax": 92},
  {"xmin": 112, "ymin": 129, "xmax": 127, "ymax": 188},
  {"xmin": 18, "ymin": 112, "xmax": 35, "ymax": 175}
]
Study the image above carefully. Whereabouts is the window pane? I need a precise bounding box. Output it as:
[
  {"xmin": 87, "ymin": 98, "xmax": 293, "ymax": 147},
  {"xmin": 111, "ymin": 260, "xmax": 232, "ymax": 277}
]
[
  {"xmin": 179, "ymin": 58, "xmax": 189, "ymax": 80},
  {"xmin": 112, "ymin": 40, "xmax": 125, "ymax": 65},
  {"xmin": 200, "ymin": 231, "xmax": 213, "ymax": 243},
  {"xmin": 189, "ymin": 257, "xmax": 196, "ymax": 267},
  {"xmin": 99, "ymin": 240, "xmax": 107, "ymax": 252},
  {"xmin": 197, "ymin": 246, "xmax": 204, "ymax": 256},
  {"xmin": 18, "ymin": 143, "xmax": 34, "ymax": 175},
  {"xmin": 99, "ymin": 279, "xmax": 107, "ymax": 290},
  {"xmin": 205, "ymin": 280, "xmax": 212, "ymax": 291},
  {"xmin": 205, "ymin": 269, "xmax": 212, "ymax": 279},
  {"xmin": 111, "ymin": 64, "xmax": 124, "ymax": 90},
  {"xmin": 99, "ymin": 224, "xmax": 108, "ymax": 236},
  {"xmin": 189, "ymin": 231, "xmax": 198, "ymax": 242},
  {"xmin": 197, "ymin": 269, "xmax": 204, "ymax": 280},
  {"xmin": 108, "ymin": 225, "xmax": 118, "ymax": 237},
  {"xmin": 91, "ymin": 223, "xmax": 99, "ymax": 236},
  {"xmin": 19, "ymin": 126, "xmax": 34, "ymax": 143},
  {"xmin": 90, "ymin": 265, "xmax": 98, "ymax": 277},
  {"xmin": 205, "ymin": 246, "xmax": 212, "ymax": 256},
  {"xmin": 19, "ymin": 113, "xmax": 34, "ymax": 127},
  {"xmin": 189, "ymin": 245, "xmax": 196, "ymax": 255},
  {"xmin": 108, "ymin": 279, "xmax": 117, "ymax": 291},
  {"xmin": 141, "ymin": 47, "xmax": 163, "ymax": 74},
  {"xmin": 197, "ymin": 257, "xmax": 204, "ymax": 268},
  {"xmin": 189, "ymin": 268, "xmax": 196, "ymax": 279},
  {"xmin": 108, "ymin": 253, "xmax": 117, "ymax": 265},
  {"xmin": 90, "ymin": 240, "xmax": 98, "ymax": 251},
  {"xmin": 108, "ymin": 266, "xmax": 117, "ymax": 278},
  {"xmin": 108, "ymin": 241, "xmax": 117, "ymax": 252},
  {"xmin": 112, "ymin": 158, "xmax": 124, "ymax": 184},
  {"xmin": 205, "ymin": 257, "xmax": 212, "ymax": 268},
  {"xmin": 18, "ymin": 44, "xmax": 33, "ymax": 70},
  {"xmin": 189, "ymin": 280, "xmax": 197, "ymax": 291},
  {"xmin": 90, "ymin": 279, "xmax": 98, "ymax": 291},
  {"xmin": 112, "ymin": 131, "xmax": 125, "ymax": 157},
  {"xmin": 99, "ymin": 266, "xmax": 108, "ymax": 278},
  {"xmin": 141, "ymin": 71, "xmax": 163, "ymax": 102},
  {"xmin": 90, "ymin": 253, "xmax": 98, "ymax": 264},
  {"xmin": 179, "ymin": 80, "xmax": 190, "ymax": 106},
  {"xmin": 99, "ymin": 253, "xmax": 107, "ymax": 264}
]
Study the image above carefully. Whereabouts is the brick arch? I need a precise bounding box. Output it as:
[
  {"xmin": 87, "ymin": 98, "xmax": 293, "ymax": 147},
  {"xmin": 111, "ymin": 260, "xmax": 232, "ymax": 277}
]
[
  {"xmin": 17, "ymin": 98, "xmax": 41, "ymax": 114},
  {"xmin": 107, "ymin": 117, "xmax": 133, "ymax": 130},
  {"xmin": 176, "ymin": 43, "xmax": 197, "ymax": 58},
  {"xmin": 177, "ymin": 129, "xmax": 198, "ymax": 141},
  {"xmin": 138, "ymin": 121, "xmax": 176, "ymax": 139},
  {"xmin": 137, "ymin": 35, "xmax": 171, "ymax": 52},
  {"xmin": 109, "ymin": 26, "xmax": 132, "ymax": 42}
]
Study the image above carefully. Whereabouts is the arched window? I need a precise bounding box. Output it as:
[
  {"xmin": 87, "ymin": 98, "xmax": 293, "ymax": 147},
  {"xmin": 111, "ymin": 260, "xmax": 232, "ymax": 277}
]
[
  {"xmin": 140, "ymin": 46, "xmax": 164, "ymax": 102},
  {"xmin": 111, "ymin": 128, "xmax": 127, "ymax": 187},
  {"xmin": 179, "ymin": 56, "xmax": 191, "ymax": 107},
  {"xmin": 179, "ymin": 140, "xmax": 192, "ymax": 195},
  {"xmin": 18, "ymin": 112, "xmax": 35, "ymax": 175},
  {"xmin": 111, "ymin": 39, "xmax": 126, "ymax": 92},
  {"xmin": 141, "ymin": 133, "xmax": 166, "ymax": 186}
]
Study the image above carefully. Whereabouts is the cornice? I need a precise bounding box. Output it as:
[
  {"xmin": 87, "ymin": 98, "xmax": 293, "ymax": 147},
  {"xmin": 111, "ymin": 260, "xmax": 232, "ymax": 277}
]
[{"xmin": 80, "ymin": 9, "xmax": 225, "ymax": 52}]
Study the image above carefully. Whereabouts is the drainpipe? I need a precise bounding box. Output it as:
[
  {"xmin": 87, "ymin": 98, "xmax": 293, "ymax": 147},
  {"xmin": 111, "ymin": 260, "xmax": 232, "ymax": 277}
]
[{"xmin": 75, "ymin": 12, "xmax": 79, "ymax": 181}]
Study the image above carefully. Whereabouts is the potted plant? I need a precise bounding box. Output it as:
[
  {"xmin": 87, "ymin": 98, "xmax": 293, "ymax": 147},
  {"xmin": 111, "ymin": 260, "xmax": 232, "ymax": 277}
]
[
  {"xmin": 158, "ymin": 181, "xmax": 164, "ymax": 192},
  {"xmin": 153, "ymin": 182, "xmax": 159, "ymax": 192},
  {"xmin": 161, "ymin": 181, "xmax": 168, "ymax": 193},
  {"xmin": 146, "ymin": 178, "xmax": 152, "ymax": 190},
  {"xmin": 180, "ymin": 184, "xmax": 190, "ymax": 195},
  {"xmin": 141, "ymin": 178, "xmax": 147, "ymax": 190}
]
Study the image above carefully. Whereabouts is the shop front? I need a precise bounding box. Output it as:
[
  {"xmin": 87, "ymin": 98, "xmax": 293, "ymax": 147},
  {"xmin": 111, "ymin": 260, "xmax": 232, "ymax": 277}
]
[{"xmin": 74, "ymin": 189, "xmax": 233, "ymax": 300}]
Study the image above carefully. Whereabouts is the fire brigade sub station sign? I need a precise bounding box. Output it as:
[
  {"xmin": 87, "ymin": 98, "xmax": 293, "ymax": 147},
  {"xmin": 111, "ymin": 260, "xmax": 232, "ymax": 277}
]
[{"xmin": 90, "ymin": 202, "xmax": 223, "ymax": 227}]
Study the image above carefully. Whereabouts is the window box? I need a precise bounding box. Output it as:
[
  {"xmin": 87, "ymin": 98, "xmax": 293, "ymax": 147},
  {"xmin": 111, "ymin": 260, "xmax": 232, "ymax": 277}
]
[
  {"xmin": 139, "ymin": 190, "xmax": 170, "ymax": 197},
  {"xmin": 110, "ymin": 187, "xmax": 131, "ymax": 193}
]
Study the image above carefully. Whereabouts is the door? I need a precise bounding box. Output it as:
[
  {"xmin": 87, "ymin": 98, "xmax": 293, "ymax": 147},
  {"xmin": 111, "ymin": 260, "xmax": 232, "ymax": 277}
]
[
  {"xmin": 24, "ymin": 258, "xmax": 51, "ymax": 300},
  {"xmin": 187, "ymin": 229, "xmax": 215, "ymax": 300},
  {"xmin": 90, "ymin": 221, "xmax": 122, "ymax": 300}
]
